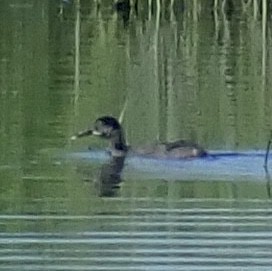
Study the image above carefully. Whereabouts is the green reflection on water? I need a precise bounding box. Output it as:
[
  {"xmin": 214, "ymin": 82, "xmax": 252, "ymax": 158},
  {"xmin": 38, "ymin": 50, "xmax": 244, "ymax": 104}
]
[{"xmin": 0, "ymin": 0, "xmax": 272, "ymax": 214}]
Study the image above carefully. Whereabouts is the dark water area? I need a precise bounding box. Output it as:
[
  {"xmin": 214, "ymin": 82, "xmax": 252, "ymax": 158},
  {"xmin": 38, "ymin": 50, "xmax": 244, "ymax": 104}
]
[{"xmin": 1, "ymin": 0, "xmax": 272, "ymax": 270}]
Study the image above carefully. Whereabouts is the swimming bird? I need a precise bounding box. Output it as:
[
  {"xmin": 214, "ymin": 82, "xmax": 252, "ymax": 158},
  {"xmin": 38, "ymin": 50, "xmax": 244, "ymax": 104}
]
[{"xmin": 71, "ymin": 116, "xmax": 207, "ymax": 159}]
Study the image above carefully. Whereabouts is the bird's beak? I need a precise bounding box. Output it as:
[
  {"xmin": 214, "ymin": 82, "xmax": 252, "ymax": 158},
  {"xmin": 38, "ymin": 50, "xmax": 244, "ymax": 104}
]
[
  {"xmin": 71, "ymin": 128, "xmax": 102, "ymax": 140},
  {"xmin": 92, "ymin": 130, "xmax": 103, "ymax": 136}
]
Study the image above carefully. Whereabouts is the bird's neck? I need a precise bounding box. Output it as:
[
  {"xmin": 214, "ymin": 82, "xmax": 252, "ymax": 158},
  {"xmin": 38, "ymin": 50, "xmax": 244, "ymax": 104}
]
[{"xmin": 109, "ymin": 129, "xmax": 128, "ymax": 154}]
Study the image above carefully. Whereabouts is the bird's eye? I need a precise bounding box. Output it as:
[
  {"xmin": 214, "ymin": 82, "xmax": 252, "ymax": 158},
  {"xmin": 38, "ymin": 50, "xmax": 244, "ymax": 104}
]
[{"xmin": 104, "ymin": 127, "xmax": 112, "ymax": 136}]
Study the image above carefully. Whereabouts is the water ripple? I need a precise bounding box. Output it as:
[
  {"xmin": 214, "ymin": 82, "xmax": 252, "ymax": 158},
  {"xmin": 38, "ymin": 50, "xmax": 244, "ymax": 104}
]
[{"xmin": 0, "ymin": 202, "xmax": 272, "ymax": 271}]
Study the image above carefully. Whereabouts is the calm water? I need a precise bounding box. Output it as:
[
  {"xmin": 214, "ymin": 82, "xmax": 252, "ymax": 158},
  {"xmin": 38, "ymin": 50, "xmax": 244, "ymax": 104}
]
[{"xmin": 1, "ymin": 0, "xmax": 272, "ymax": 270}]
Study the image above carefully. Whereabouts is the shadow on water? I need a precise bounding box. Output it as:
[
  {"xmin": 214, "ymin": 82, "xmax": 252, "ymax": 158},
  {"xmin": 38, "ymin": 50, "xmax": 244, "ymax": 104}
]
[{"xmin": 70, "ymin": 149, "xmax": 272, "ymax": 198}]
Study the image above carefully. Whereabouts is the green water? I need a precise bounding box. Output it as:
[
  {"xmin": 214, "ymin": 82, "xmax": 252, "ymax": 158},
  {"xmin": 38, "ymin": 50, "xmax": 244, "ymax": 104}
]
[{"xmin": 1, "ymin": 0, "xmax": 272, "ymax": 270}]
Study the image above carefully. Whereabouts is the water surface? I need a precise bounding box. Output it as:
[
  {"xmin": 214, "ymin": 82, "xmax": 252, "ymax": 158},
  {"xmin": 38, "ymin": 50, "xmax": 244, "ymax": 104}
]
[{"xmin": 1, "ymin": 0, "xmax": 272, "ymax": 270}]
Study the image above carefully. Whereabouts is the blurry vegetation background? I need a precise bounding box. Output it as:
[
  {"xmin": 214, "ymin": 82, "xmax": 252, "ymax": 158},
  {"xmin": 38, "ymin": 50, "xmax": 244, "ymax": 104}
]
[{"xmin": 1, "ymin": 0, "xmax": 272, "ymax": 160}]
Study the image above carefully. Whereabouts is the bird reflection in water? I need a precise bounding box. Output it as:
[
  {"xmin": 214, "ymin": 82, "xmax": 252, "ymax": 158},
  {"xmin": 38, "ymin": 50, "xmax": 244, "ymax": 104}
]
[{"xmin": 94, "ymin": 155, "xmax": 126, "ymax": 197}]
